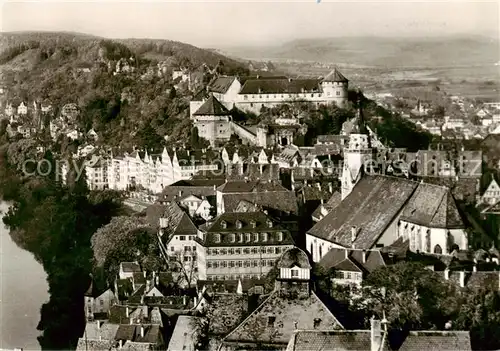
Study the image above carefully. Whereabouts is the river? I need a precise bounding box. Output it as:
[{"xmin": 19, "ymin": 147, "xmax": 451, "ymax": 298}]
[{"xmin": 0, "ymin": 201, "xmax": 49, "ymax": 350}]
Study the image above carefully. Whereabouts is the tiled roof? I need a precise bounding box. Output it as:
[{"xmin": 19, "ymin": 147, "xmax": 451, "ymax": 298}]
[
  {"xmin": 121, "ymin": 262, "xmax": 141, "ymax": 273},
  {"xmin": 286, "ymin": 330, "xmax": 391, "ymax": 351},
  {"xmin": 227, "ymin": 163, "xmax": 280, "ymax": 182},
  {"xmin": 83, "ymin": 321, "xmax": 120, "ymax": 341},
  {"xmin": 205, "ymin": 294, "xmax": 248, "ymax": 335},
  {"xmin": 158, "ymin": 180, "xmax": 222, "ymax": 203},
  {"xmin": 400, "ymin": 184, "xmax": 464, "ymax": 228},
  {"xmin": 193, "ymin": 95, "xmax": 230, "ymax": 116},
  {"xmin": 277, "ymin": 247, "xmax": 312, "ymax": 269},
  {"xmin": 398, "ymin": 331, "xmax": 471, "ymax": 351},
  {"xmin": 115, "ymin": 324, "xmax": 161, "ymax": 344},
  {"xmin": 312, "ymin": 191, "xmax": 342, "ymax": 220},
  {"xmin": 76, "ymin": 339, "xmax": 114, "ymax": 351},
  {"xmin": 160, "ymin": 202, "xmax": 198, "ymax": 241},
  {"xmin": 239, "ymin": 77, "xmax": 321, "ymax": 94},
  {"xmin": 322, "ymin": 68, "xmax": 348, "ymax": 83},
  {"xmin": 334, "ymin": 258, "xmax": 363, "ymax": 272},
  {"xmin": 320, "ymin": 248, "xmax": 386, "ymax": 274},
  {"xmin": 308, "ymin": 175, "xmax": 418, "ymax": 249},
  {"xmin": 209, "ymin": 76, "xmax": 237, "ymax": 93},
  {"xmin": 223, "ymin": 290, "xmax": 343, "ymax": 345},
  {"xmin": 199, "ymin": 211, "xmax": 295, "ymax": 247}
]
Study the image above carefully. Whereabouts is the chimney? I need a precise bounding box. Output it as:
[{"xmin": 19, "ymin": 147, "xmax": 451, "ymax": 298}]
[
  {"xmin": 140, "ymin": 325, "xmax": 144, "ymax": 338},
  {"xmin": 370, "ymin": 317, "xmax": 383, "ymax": 351},
  {"xmin": 143, "ymin": 270, "xmax": 146, "ymax": 278},
  {"xmin": 179, "ymin": 190, "xmax": 183, "ymax": 197},
  {"xmin": 473, "ymin": 262, "xmax": 477, "ymax": 273},
  {"xmin": 125, "ymin": 306, "xmax": 129, "ymax": 318},
  {"xmin": 152, "ymin": 271, "xmax": 156, "ymax": 285},
  {"xmin": 119, "ymin": 340, "xmax": 123, "ymax": 349},
  {"xmin": 97, "ymin": 320, "xmax": 101, "ymax": 329},
  {"xmin": 155, "ymin": 275, "xmax": 159, "ymax": 286},
  {"xmin": 344, "ymin": 249, "xmax": 349, "ymax": 259},
  {"xmin": 444, "ymin": 268, "xmax": 449, "ymax": 280},
  {"xmin": 362, "ymin": 250, "xmax": 367, "ymax": 264},
  {"xmin": 351, "ymin": 226, "xmax": 358, "ymax": 244},
  {"xmin": 183, "ymin": 295, "xmax": 187, "ymax": 306},
  {"xmin": 459, "ymin": 271, "xmax": 466, "ymax": 288},
  {"xmin": 194, "ymin": 296, "xmax": 198, "ymax": 306},
  {"xmin": 328, "ymin": 182, "xmax": 333, "ymax": 193}
]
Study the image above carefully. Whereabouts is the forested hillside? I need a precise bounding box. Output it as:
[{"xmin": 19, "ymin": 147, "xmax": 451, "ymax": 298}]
[{"xmin": 0, "ymin": 32, "xmax": 248, "ymax": 152}]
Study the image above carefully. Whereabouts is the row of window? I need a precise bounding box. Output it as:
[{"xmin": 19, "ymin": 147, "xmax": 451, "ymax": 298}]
[
  {"xmin": 207, "ymin": 274, "xmax": 261, "ymax": 281},
  {"xmin": 208, "ymin": 246, "xmax": 286, "ymax": 256},
  {"xmin": 207, "ymin": 259, "xmax": 275, "ymax": 269},
  {"xmin": 241, "ymin": 92, "xmax": 341, "ymax": 100},
  {"xmin": 213, "ymin": 232, "xmax": 283, "ymax": 243},
  {"xmin": 335, "ymin": 271, "xmax": 362, "ymax": 280},
  {"xmin": 170, "ymin": 245, "xmax": 197, "ymax": 252},
  {"xmin": 178, "ymin": 235, "xmax": 196, "ymax": 241}
]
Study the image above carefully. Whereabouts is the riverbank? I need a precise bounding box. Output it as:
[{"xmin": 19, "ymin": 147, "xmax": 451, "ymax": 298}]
[{"xmin": 0, "ymin": 201, "xmax": 49, "ymax": 350}]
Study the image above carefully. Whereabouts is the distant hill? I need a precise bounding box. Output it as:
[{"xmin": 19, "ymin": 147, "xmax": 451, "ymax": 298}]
[
  {"xmin": 0, "ymin": 31, "xmax": 245, "ymax": 71},
  {"xmin": 220, "ymin": 36, "xmax": 500, "ymax": 68}
]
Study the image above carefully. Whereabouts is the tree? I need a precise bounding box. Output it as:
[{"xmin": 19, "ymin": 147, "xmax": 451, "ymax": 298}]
[
  {"xmin": 91, "ymin": 216, "xmax": 148, "ymax": 266},
  {"xmin": 169, "ymin": 86, "xmax": 177, "ymax": 99},
  {"xmin": 360, "ymin": 262, "xmax": 460, "ymax": 331}
]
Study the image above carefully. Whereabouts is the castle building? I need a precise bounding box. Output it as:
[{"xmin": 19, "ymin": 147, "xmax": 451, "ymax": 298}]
[
  {"xmin": 192, "ymin": 95, "xmax": 233, "ymax": 146},
  {"xmin": 189, "ymin": 69, "xmax": 349, "ymax": 117},
  {"xmin": 235, "ymin": 69, "xmax": 348, "ymax": 113}
]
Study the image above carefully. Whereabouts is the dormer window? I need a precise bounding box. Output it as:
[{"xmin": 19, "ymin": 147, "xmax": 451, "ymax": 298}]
[
  {"xmin": 277, "ymin": 232, "xmax": 283, "ymax": 241},
  {"xmin": 254, "ymin": 233, "xmax": 259, "ymax": 242},
  {"xmin": 246, "ymin": 233, "xmax": 251, "ymax": 242},
  {"xmin": 236, "ymin": 220, "xmax": 242, "ymax": 229},
  {"xmin": 291, "ymin": 269, "xmax": 298, "ymax": 277},
  {"xmin": 250, "ymin": 220, "xmax": 256, "ymax": 228},
  {"xmin": 230, "ymin": 233, "xmax": 236, "ymax": 243},
  {"xmin": 221, "ymin": 220, "xmax": 227, "ymax": 229},
  {"xmin": 215, "ymin": 234, "xmax": 221, "ymax": 243},
  {"xmin": 238, "ymin": 233, "xmax": 244, "ymax": 243},
  {"xmin": 267, "ymin": 220, "xmax": 273, "ymax": 228},
  {"xmin": 262, "ymin": 232, "xmax": 268, "ymax": 242}
]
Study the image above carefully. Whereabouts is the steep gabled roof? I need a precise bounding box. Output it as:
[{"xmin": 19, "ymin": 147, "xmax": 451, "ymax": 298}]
[
  {"xmin": 322, "ymin": 68, "xmax": 348, "ymax": 83},
  {"xmin": 398, "ymin": 331, "xmax": 471, "ymax": 351},
  {"xmin": 193, "ymin": 95, "xmax": 230, "ymax": 116},
  {"xmin": 209, "ymin": 76, "xmax": 237, "ymax": 94},
  {"xmin": 223, "ymin": 290, "xmax": 343, "ymax": 345},
  {"xmin": 400, "ymin": 183, "xmax": 464, "ymax": 228},
  {"xmin": 286, "ymin": 330, "xmax": 391, "ymax": 351},
  {"xmin": 239, "ymin": 77, "xmax": 321, "ymax": 94},
  {"xmin": 308, "ymin": 175, "xmax": 418, "ymax": 249}
]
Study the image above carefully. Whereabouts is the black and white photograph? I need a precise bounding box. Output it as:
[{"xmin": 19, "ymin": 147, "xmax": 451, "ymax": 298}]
[{"xmin": 0, "ymin": 1, "xmax": 499, "ymax": 350}]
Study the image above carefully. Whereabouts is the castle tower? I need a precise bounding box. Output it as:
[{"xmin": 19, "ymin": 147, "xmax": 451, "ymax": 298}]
[
  {"xmin": 321, "ymin": 68, "xmax": 349, "ymax": 108},
  {"xmin": 341, "ymin": 93, "xmax": 373, "ymax": 200}
]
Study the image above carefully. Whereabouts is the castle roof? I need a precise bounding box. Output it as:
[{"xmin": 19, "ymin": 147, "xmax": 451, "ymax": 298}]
[
  {"xmin": 239, "ymin": 77, "xmax": 321, "ymax": 94},
  {"xmin": 193, "ymin": 95, "xmax": 230, "ymax": 116},
  {"xmin": 322, "ymin": 68, "xmax": 348, "ymax": 83}
]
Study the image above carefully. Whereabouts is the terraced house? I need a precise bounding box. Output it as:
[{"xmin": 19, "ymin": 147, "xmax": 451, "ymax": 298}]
[{"xmin": 196, "ymin": 211, "xmax": 295, "ymax": 280}]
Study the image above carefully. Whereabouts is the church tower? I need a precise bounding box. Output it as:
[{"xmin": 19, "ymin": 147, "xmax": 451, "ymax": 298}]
[{"xmin": 341, "ymin": 93, "xmax": 373, "ymax": 200}]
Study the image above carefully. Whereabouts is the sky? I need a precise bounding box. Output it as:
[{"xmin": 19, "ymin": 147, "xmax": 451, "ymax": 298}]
[{"xmin": 1, "ymin": 1, "xmax": 499, "ymax": 47}]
